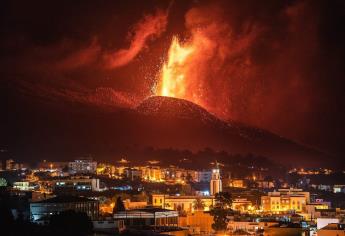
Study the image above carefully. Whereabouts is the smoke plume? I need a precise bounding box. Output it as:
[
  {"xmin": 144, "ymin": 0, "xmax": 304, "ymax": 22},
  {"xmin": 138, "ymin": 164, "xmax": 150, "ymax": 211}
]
[{"xmin": 104, "ymin": 10, "xmax": 168, "ymax": 69}]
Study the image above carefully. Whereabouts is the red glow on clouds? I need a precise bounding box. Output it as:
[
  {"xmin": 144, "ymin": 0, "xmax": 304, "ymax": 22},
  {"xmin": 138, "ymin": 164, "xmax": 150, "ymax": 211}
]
[
  {"xmin": 157, "ymin": 5, "xmax": 259, "ymax": 118},
  {"xmin": 104, "ymin": 10, "xmax": 168, "ymax": 69},
  {"xmin": 5, "ymin": 0, "xmax": 340, "ymax": 154}
]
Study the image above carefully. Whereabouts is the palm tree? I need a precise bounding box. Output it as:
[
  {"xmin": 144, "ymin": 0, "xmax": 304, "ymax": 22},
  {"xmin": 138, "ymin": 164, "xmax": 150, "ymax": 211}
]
[
  {"xmin": 193, "ymin": 197, "xmax": 205, "ymax": 211},
  {"xmin": 113, "ymin": 197, "xmax": 125, "ymax": 213}
]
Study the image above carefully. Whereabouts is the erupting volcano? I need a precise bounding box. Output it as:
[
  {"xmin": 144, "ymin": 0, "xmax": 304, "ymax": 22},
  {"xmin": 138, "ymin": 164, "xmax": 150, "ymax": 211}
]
[{"xmin": 1, "ymin": 0, "xmax": 344, "ymax": 169}]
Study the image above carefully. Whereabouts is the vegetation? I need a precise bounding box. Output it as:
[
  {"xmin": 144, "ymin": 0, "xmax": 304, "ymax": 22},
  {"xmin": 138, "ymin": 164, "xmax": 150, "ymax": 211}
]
[
  {"xmin": 113, "ymin": 196, "xmax": 126, "ymax": 213},
  {"xmin": 0, "ymin": 178, "xmax": 7, "ymax": 187},
  {"xmin": 193, "ymin": 197, "xmax": 205, "ymax": 210},
  {"xmin": 210, "ymin": 192, "xmax": 233, "ymax": 232}
]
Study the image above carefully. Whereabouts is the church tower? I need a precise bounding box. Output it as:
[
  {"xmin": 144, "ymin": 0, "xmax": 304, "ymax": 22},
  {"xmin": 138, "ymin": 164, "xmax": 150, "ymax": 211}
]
[{"xmin": 210, "ymin": 161, "xmax": 222, "ymax": 195}]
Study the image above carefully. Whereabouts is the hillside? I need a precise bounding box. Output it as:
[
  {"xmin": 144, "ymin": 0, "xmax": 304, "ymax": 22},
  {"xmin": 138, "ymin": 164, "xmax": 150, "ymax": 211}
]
[{"xmin": 1, "ymin": 86, "xmax": 331, "ymax": 167}]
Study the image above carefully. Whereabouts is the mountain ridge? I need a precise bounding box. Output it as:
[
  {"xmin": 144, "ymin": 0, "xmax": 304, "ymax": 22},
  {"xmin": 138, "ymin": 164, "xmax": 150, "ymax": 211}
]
[{"xmin": 1, "ymin": 85, "xmax": 333, "ymax": 168}]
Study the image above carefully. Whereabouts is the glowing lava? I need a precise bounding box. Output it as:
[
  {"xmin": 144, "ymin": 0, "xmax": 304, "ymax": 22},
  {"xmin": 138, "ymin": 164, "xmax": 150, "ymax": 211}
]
[{"xmin": 158, "ymin": 36, "xmax": 194, "ymax": 99}]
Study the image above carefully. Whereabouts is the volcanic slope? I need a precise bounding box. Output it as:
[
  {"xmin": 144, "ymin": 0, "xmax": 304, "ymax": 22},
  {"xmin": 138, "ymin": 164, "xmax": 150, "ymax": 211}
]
[
  {"xmin": 3, "ymin": 85, "xmax": 328, "ymax": 167},
  {"xmin": 135, "ymin": 96, "xmax": 326, "ymax": 166}
]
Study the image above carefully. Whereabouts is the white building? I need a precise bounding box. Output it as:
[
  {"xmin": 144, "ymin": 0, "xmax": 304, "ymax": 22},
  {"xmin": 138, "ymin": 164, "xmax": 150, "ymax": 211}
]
[
  {"xmin": 13, "ymin": 181, "xmax": 39, "ymax": 191},
  {"xmin": 30, "ymin": 196, "xmax": 99, "ymax": 223},
  {"xmin": 53, "ymin": 177, "xmax": 101, "ymax": 191},
  {"xmin": 69, "ymin": 158, "xmax": 97, "ymax": 174},
  {"xmin": 197, "ymin": 170, "xmax": 212, "ymax": 182},
  {"xmin": 152, "ymin": 194, "xmax": 215, "ymax": 213},
  {"xmin": 317, "ymin": 218, "xmax": 340, "ymax": 230},
  {"xmin": 93, "ymin": 219, "xmax": 125, "ymax": 234},
  {"xmin": 317, "ymin": 223, "xmax": 345, "ymax": 236},
  {"xmin": 261, "ymin": 188, "xmax": 310, "ymax": 213}
]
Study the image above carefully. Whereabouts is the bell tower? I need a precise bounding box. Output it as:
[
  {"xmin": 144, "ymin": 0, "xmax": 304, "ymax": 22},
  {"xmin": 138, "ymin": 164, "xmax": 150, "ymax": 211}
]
[{"xmin": 210, "ymin": 161, "xmax": 222, "ymax": 195}]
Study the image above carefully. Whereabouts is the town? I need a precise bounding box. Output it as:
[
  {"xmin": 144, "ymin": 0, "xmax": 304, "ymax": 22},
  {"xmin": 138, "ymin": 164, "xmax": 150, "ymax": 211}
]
[{"xmin": 1, "ymin": 157, "xmax": 344, "ymax": 235}]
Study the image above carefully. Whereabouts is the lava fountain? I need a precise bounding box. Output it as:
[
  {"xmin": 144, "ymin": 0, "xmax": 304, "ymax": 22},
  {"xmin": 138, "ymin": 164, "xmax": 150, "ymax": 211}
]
[
  {"xmin": 157, "ymin": 36, "xmax": 194, "ymax": 99},
  {"xmin": 156, "ymin": 27, "xmax": 232, "ymax": 118}
]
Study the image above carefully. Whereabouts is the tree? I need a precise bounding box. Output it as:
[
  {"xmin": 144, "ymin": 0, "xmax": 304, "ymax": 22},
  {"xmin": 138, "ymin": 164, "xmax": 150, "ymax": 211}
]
[
  {"xmin": 193, "ymin": 197, "xmax": 205, "ymax": 211},
  {"xmin": 176, "ymin": 205, "xmax": 186, "ymax": 216},
  {"xmin": 113, "ymin": 196, "xmax": 125, "ymax": 213},
  {"xmin": 0, "ymin": 178, "xmax": 7, "ymax": 187},
  {"xmin": 186, "ymin": 174, "xmax": 193, "ymax": 183},
  {"xmin": 210, "ymin": 192, "xmax": 233, "ymax": 232}
]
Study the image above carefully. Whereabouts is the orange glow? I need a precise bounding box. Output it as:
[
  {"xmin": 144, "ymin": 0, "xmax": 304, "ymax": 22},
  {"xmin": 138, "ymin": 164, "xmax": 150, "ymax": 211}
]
[
  {"xmin": 156, "ymin": 32, "xmax": 222, "ymax": 110},
  {"xmin": 158, "ymin": 36, "xmax": 194, "ymax": 99}
]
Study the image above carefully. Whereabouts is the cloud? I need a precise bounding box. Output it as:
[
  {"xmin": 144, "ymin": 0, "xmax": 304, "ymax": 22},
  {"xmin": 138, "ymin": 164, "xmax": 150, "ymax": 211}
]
[
  {"xmin": 159, "ymin": 4, "xmax": 261, "ymax": 118},
  {"xmin": 104, "ymin": 9, "xmax": 168, "ymax": 69},
  {"xmin": 55, "ymin": 38, "xmax": 101, "ymax": 70}
]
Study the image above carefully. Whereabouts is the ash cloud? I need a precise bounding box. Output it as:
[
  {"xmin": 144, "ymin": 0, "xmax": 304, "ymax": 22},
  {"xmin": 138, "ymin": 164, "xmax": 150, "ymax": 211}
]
[{"xmin": 156, "ymin": 0, "xmax": 344, "ymax": 155}]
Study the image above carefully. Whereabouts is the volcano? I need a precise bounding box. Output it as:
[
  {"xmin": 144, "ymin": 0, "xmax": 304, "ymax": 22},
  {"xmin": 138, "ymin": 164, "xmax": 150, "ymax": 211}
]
[
  {"xmin": 135, "ymin": 96, "xmax": 327, "ymax": 166},
  {"xmin": 2, "ymin": 85, "xmax": 330, "ymax": 167}
]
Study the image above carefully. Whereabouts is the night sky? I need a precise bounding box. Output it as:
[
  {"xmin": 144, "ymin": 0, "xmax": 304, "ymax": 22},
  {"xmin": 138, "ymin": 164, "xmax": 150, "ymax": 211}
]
[{"xmin": 1, "ymin": 0, "xmax": 345, "ymax": 161}]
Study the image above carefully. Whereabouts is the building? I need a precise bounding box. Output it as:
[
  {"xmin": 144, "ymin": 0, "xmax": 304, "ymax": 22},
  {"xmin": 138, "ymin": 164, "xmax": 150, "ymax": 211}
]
[
  {"xmin": 232, "ymin": 198, "xmax": 255, "ymax": 213},
  {"xmin": 263, "ymin": 224, "xmax": 307, "ymax": 236},
  {"xmin": 31, "ymin": 192, "xmax": 55, "ymax": 202},
  {"xmin": 186, "ymin": 170, "xmax": 200, "ymax": 182},
  {"xmin": 96, "ymin": 163, "xmax": 116, "ymax": 176},
  {"xmin": 113, "ymin": 207, "xmax": 178, "ymax": 228},
  {"xmin": 93, "ymin": 218, "xmax": 125, "ymax": 234},
  {"xmin": 261, "ymin": 188, "xmax": 310, "ymax": 213},
  {"xmin": 317, "ymin": 218, "xmax": 340, "ymax": 230},
  {"xmin": 227, "ymin": 219, "xmax": 279, "ymax": 234},
  {"xmin": 53, "ymin": 177, "xmax": 101, "ymax": 191},
  {"xmin": 140, "ymin": 166, "xmax": 163, "ymax": 182},
  {"xmin": 6, "ymin": 159, "xmax": 23, "ymax": 170},
  {"xmin": 30, "ymin": 196, "xmax": 99, "ymax": 223},
  {"xmin": 69, "ymin": 158, "xmax": 97, "ymax": 174},
  {"xmin": 152, "ymin": 194, "xmax": 215, "ymax": 213},
  {"xmin": 315, "ymin": 208, "xmax": 342, "ymax": 219},
  {"xmin": 123, "ymin": 199, "xmax": 148, "ymax": 210},
  {"xmin": 230, "ymin": 179, "xmax": 246, "ymax": 188},
  {"xmin": 13, "ymin": 181, "xmax": 39, "ymax": 191},
  {"xmin": 305, "ymin": 201, "xmax": 331, "ymax": 220},
  {"xmin": 333, "ymin": 185, "xmax": 345, "ymax": 193},
  {"xmin": 37, "ymin": 161, "xmax": 69, "ymax": 171},
  {"xmin": 125, "ymin": 168, "xmax": 142, "ymax": 181},
  {"xmin": 210, "ymin": 162, "xmax": 222, "ymax": 196},
  {"xmin": 6, "ymin": 159, "xmax": 15, "ymax": 170},
  {"xmin": 197, "ymin": 170, "xmax": 212, "ymax": 182},
  {"xmin": 317, "ymin": 223, "xmax": 345, "ymax": 236},
  {"xmin": 113, "ymin": 165, "xmax": 126, "ymax": 178},
  {"xmin": 228, "ymin": 221, "xmax": 262, "ymax": 234},
  {"xmin": 257, "ymin": 180, "xmax": 275, "ymax": 189},
  {"xmin": 179, "ymin": 210, "xmax": 214, "ymax": 234}
]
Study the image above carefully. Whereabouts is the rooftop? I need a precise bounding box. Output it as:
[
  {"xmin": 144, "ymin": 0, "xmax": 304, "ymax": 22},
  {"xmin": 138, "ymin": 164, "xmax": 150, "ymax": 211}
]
[
  {"xmin": 153, "ymin": 194, "xmax": 214, "ymax": 199},
  {"xmin": 321, "ymin": 223, "xmax": 345, "ymax": 230},
  {"xmin": 33, "ymin": 195, "xmax": 96, "ymax": 204},
  {"xmin": 126, "ymin": 207, "xmax": 175, "ymax": 213}
]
